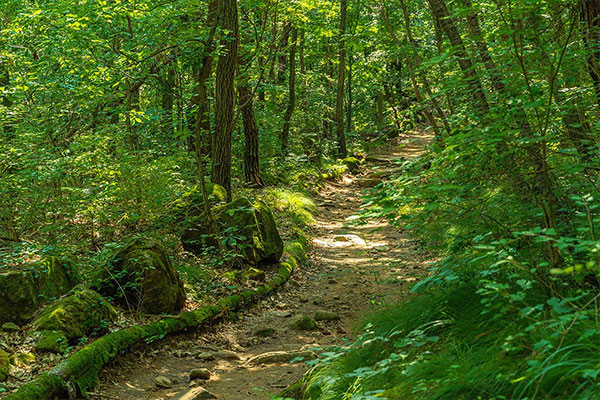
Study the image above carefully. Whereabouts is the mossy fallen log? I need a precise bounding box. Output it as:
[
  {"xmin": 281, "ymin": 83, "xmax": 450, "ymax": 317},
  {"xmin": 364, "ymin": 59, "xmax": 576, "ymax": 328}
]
[{"xmin": 6, "ymin": 261, "xmax": 294, "ymax": 400}]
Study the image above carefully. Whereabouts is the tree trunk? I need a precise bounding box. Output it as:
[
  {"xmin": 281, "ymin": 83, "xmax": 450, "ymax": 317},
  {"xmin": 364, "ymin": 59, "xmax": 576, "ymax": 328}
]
[
  {"xmin": 211, "ymin": 0, "xmax": 238, "ymax": 202},
  {"xmin": 161, "ymin": 61, "xmax": 175, "ymax": 136},
  {"xmin": 299, "ymin": 29, "xmax": 306, "ymax": 74},
  {"xmin": 190, "ymin": 0, "xmax": 219, "ymax": 156},
  {"xmin": 336, "ymin": 0, "xmax": 348, "ymax": 158},
  {"xmin": 239, "ymin": 85, "xmax": 264, "ymax": 187},
  {"xmin": 427, "ymin": 0, "xmax": 489, "ymax": 115},
  {"xmin": 581, "ymin": 0, "xmax": 600, "ymax": 107},
  {"xmin": 0, "ymin": 60, "xmax": 12, "ymax": 133},
  {"xmin": 282, "ymin": 27, "xmax": 298, "ymax": 157},
  {"xmin": 376, "ymin": 91, "xmax": 385, "ymax": 132},
  {"xmin": 277, "ymin": 22, "xmax": 291, "ymax": 85},
  {"xmin": 347, "ymin": 52, "xmax": 353, "ymax": 133}
]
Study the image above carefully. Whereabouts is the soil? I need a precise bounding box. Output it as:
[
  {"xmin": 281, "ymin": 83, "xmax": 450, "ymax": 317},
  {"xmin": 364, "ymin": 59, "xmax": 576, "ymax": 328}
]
[{"xmin": 88, "ymin": 132, "xmax": 435, "ymax": 400}]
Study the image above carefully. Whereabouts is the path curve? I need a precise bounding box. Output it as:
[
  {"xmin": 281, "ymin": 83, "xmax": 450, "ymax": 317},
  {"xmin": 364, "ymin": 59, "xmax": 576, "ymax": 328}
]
[{"xmin": 91, "ymin": 133, "xmax": 433, "ymax": 400}]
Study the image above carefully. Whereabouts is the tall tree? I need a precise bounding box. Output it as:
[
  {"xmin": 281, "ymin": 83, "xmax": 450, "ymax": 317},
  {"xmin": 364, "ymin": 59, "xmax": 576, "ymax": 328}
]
[{"xmin": 211, "ymin": 0, "xmax": 239, "ymax": 201}]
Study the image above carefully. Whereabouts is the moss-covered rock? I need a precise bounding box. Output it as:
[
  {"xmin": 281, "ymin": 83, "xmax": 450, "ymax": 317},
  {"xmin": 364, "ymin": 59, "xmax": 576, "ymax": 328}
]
[
  {"xmin": 33, "ymin": 285, "xmax": 117, "ymax": 339},
  {"xmin": 288, "ymin": 314, "xmax": 319, "ymax": 331},
  {"xmin": 182, "ymin": 198, "xmax": 283, "ymax": 266},
  {"xmin": 1, "ymin": 322, "xmax": 20, "ymax": 332},
  {"xmin": 341, "ymin": 157, "xmax": 361, "ymax": 172},
  {"xmin": 97, "ymin": 239, "xmax": 186, "ymax": 314},
  {"xmin": 34, "ymin": 331, "xmax": 69, "ymax": 353},
  {"xmin": 0, "ymin": 349, "xmax": 9, "ymax": 382},
  {"xmin": 10, "ymin": 351, "xmax": 35, "ymax": 367},
  {"xmin": 0, "ymin": 257, "xmax": 80, "ymax": 325}
]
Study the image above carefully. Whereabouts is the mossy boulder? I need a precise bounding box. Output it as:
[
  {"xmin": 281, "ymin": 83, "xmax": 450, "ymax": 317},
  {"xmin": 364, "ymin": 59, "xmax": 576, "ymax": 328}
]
[
  {"xmin": 288, "ymin": 314, "xmax": 319, "ymax": 331},
  {"xmin": 34, "ymin": 331, "xmax": 68, "ymax": 353},
  {"xmin": 182, "ymin": 198, "xmax": 284, "ymax": 266},
  {"xmin": 0, "ymin": 256, "xmax": 80, "ymax": 325},
  {"xmin": 0, "ymin": 349, "xmax": 9, "ymax": 382},
  {"xmin": 97, "ymin": 239, "xmax": 186, "ymax": 314},
  {"xmin": 32, "ymin": 285, "xmax": 117, "ymax": 339},
  {"xmin": 341, "ymin": 157, "xmax": 361, "ymax": 172}
]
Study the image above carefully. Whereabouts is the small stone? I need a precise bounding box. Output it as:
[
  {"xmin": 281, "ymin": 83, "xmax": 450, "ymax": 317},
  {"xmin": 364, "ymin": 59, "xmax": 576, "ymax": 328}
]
[
  {"xmin": 196, "ymin": 352, "xmax": 216, "ymax": 361},
  {"xmin": 253, "ymin": 327, "xmax": 276, "ymax": 337},
  {"xmin": 34, "ymin": 330, "xmax": 68, "ymax": 353},
  {"xmin": 372, "ymin": 244, "xmax": 390, "ymax": 252},
  {"xmin": 314, "ymin": 310, "xmax": 341, "ymax": 321},
  {"xmin": 288, "ymin": 314, "xmax": 319, "ymax": 331},
  {"xmin": 189, "ymin": 368, "xmax": 211, "ymax": 380},
  {"xmin": 1, "ymin": 323, "xmax": 20, "ymax": 333},
  {"xmin": 327, "ymin": 278, "xmax": 337, "ymax": 284},
  {"xmin": 155, "ymin": 375, "xmax": 173, "ymax": 388},
  {"xmin": 171, "ymin": 386, "xmax": 217, "ymax": 399}
]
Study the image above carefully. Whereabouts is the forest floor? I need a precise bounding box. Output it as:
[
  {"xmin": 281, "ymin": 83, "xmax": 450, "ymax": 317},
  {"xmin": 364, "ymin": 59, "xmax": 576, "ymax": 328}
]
[{"xmin": 90, "ymin": 132, "xmax": 434, "ymax": 400}]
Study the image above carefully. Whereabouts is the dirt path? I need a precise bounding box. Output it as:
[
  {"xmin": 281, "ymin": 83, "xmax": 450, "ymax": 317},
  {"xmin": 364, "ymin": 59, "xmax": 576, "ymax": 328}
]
[{"xmin": 91, "ymin": 133, "xmax": 433, "ymax": 400}]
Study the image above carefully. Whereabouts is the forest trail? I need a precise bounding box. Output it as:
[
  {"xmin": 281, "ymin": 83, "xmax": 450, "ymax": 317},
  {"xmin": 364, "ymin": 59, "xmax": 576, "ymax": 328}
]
[{"xmin": 91, "ymin": 132, "xmax": 433, "ymax": 400}]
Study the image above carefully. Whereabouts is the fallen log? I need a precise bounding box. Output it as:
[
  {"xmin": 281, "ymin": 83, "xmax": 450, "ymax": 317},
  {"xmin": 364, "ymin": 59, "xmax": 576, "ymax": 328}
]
[{"xmin": 6, "ymin": 261, "xmax": 295, "ymax": 400}]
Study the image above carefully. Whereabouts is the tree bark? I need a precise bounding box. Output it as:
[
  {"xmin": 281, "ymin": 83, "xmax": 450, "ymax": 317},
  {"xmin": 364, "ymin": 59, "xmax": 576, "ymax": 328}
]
[
  {"xmin": 239, "ymin": 85, "xmax": 264, "ymax": 187},
  {"xmin": 336, "ymin": 0, "xmax": 348, "ymax": 158},
  {"xmin": 211, "ymin": 0, "xmax": 238, "ymax": 202}
]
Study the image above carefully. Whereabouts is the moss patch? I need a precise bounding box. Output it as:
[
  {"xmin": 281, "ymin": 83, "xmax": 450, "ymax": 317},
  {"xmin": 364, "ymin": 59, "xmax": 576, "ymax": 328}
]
[
  {"xmin": 34, "ymin": 331, "xmax": 69, "ymax": 353},
  {"xmin": 182, "ymin": 198, "xmax": 284, "ymax": 265},
  {"xmin": 97, "ymin": 239, "xmax": 186, "ymax": 314},
  {"xmin": 0, "ymin": 349, "xmax": 9, "ymax": 382},
  {"xmin": 33, "ymin": 285, "xmax": 117, "ymax": 339},
  {"xmin": 0, "ymin": 257, "xmax": 80, "ymax": 325}
]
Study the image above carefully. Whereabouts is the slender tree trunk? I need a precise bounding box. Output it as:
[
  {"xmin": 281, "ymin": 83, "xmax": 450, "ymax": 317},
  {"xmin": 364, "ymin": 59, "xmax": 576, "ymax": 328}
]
[
  {"xmin": 211, "ymin": 0, "xmax": 238, "ymax": 202},
  {"xmin": 383, "ymin": 1, "xmax": 451, "ymax": 139},
  {"xmin": 427, "ymin": 0, "xmax": 490, "ymax": 115},
  {"xmin": 161, "ymin": 61, "xmax": 175, "ymax": 136},
  {"xmin": 277, "ymin": 22, "xmax": 291, "ymax": 85},
  {"xmin": 239, "ymin": 85, "xmax": 264, "ymax": 187},
  {"xmin": 299, "ymin": 29, "xmax": 306, "ymax": 74},
  {"xmin": 282, "ymin": 27, "xmax": 298, "ymax": 157},
  {"xmin": 347, "ymin": 52, "xmax": 353, "ymax": 133},
  {"xmin": 581, "ymin": 0, "xmax": 600, "ymax": 107},
  {"xmin": 190, "ymin": 0, "xmax": 219, "ymax": 156},
  {"xmin": 376, "ymin": 91, "xmax": 385, "ymax": 132},
  {"xmin": 0, "ymin": 60, "xmax": 12, "ymax": 133},
  {"xmin": 336, "ymin": 0, "xmax": 348, "ymax": 158}
]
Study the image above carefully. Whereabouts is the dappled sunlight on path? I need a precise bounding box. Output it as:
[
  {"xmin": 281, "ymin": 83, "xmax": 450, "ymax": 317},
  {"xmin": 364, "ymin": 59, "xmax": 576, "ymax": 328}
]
[{"xmin": 90, "ymin": 132, "xmax": 435, "ymax": 400}]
